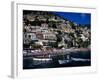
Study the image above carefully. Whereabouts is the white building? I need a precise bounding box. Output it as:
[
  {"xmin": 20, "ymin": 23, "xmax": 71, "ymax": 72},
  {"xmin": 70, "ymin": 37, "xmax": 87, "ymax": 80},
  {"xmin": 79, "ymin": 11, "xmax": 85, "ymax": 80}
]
[{"xmin": 43, "ymin": 32, "xmax": 57, "ymax": 40}]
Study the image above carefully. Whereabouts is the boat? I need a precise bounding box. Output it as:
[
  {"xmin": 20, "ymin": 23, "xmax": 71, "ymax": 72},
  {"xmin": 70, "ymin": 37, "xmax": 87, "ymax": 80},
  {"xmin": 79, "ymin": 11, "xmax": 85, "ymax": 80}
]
[
  {"xmin": 58, "ymin": 60, "xmax": 70, "ymax": 64},
  {"xmin": 71, "ymin": 57, "xmax": 90, "ymax": 62},
  {"xmin": 33, "ymin": 57, "xmax": 52, "ymax": 61}
]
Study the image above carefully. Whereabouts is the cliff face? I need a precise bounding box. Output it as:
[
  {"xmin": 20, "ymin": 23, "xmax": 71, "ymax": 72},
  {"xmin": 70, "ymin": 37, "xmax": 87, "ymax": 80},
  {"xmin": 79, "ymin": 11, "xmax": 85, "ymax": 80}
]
[{"xmin": 23, "ymin": 10, "xmax": 91, "ymax": 50}]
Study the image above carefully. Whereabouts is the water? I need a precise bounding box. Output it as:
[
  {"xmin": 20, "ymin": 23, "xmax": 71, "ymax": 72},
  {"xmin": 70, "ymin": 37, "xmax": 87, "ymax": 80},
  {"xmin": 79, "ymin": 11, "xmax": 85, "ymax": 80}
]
[{"xmin": 23, "ymin": 50, "xmax": 91, "ymax": 69}]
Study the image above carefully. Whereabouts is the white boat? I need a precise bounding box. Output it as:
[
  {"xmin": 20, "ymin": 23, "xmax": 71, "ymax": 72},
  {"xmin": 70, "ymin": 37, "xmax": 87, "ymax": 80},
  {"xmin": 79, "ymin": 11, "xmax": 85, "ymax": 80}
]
[
  {"xmin": 58, "ymin": 60, "xmax": 69, "ymax": 64},
  {"xmin": 33, "ymin": 57, "xmax": 52, "ymax": 61},
  {"xmin": 71, "ymin": 57, "xmax": 90, "ymax": 62}
]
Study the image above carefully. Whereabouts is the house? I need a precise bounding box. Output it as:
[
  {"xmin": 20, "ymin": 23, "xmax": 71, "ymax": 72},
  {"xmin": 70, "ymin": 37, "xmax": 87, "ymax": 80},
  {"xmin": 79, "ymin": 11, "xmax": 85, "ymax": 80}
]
[{"xmin": 43, "ymin": 32, "xmax": 57, "ymax": 40}]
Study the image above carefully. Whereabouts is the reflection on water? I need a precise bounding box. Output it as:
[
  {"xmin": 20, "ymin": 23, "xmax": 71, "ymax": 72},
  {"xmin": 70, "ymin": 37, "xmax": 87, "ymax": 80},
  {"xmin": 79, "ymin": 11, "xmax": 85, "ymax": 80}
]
[{"xmin": 23, "ymin": 50, "xmax": 91, "ymax": 69}]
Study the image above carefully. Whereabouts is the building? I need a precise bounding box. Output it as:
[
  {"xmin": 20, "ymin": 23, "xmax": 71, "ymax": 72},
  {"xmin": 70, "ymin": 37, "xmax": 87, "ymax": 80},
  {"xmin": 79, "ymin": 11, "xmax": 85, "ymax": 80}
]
[{"xmin": 43, "ymin": 32, "xmax": 57, "ymax": 40}]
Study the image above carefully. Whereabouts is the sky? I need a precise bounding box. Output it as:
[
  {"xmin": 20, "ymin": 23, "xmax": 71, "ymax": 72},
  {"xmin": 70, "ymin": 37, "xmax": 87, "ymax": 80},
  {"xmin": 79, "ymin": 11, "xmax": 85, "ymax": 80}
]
[{"xmin": 52, "ymin": 11, "xmax": 91, "ymax": 25}]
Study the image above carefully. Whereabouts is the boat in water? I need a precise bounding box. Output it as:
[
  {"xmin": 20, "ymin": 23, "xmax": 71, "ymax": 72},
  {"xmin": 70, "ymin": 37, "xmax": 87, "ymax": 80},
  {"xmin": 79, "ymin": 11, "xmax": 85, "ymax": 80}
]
[
  {"xmin": 33, "ymin": 57, "xmax": 52, "ymax": 61},
  {"xmin": 32, "ymin": 57, "xmax": 52, "ymax": 65},
  {"xmin": 58, "ymin": 57, "xmax": 90, "ymax": 65},
  {"xmin": 58, "ymin": 60, "xmax": 70, "ymax": 64}
]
